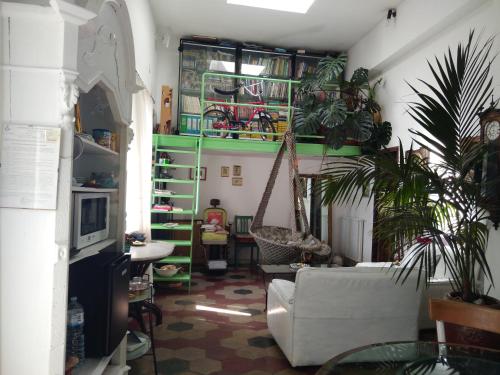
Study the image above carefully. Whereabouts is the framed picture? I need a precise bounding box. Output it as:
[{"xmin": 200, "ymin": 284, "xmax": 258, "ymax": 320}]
[
  {"xmin": 189, "ymin": 166, "xmax": 206, "ymax": 181},
  {"xmin": 221, "ymin": 166, "xmax": 229, "ymax": 177},
  {"xmin": 233, "ymin": 165, "xmax": 241, "ymax": 176},
  {"xmin": 232, "ymin": 177, "xmax": 243, "ymax": 186}
]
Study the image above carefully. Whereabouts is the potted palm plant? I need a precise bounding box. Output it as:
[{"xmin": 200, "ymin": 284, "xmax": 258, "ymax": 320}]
[{"xmin": 321, "ymin": 31, "xmax": 499, "ymax": 344}]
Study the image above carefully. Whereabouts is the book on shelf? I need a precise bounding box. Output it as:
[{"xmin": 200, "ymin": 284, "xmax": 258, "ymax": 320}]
[
  {"xmin": 180, "ymin": 114, "xmax": 202, "ymax": 134},
  {"xmin": 183, "ymin": 46, "xmax": 236, "ymax": 73},
  {"xmin": 181, "ymin": 69, "xmax": 200, "ymax": 90},
  {"xmin": 296, "ymin": 60, "xmax": 318, "ymax": 79},
  {"xmin": 242, "ymin": 54, "xmax": 290, "ymax": 77},
  {"xmin": 181, "ymin": 95, "xmax": 201, "ymax": 114},
  {"xmin": 238, "ymin": 79, "xmax": 288, "ymax": 100}
]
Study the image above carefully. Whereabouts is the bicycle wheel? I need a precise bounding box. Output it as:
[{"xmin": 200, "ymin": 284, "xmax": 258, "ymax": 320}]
[
  {"xmin": 203, "ymin": 110, "xmax": 230, "ymax": 138},
  {"xmin": 258, "ymin": 115, "xmax": 277, "ymax": 141}
]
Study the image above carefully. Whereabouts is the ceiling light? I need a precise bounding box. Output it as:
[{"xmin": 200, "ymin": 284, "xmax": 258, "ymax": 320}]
[{"xmin": 227, "ymin": 0, "xmax": 315, "ymax": 14}]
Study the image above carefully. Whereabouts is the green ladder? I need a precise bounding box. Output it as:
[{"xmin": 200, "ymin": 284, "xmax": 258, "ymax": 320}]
[{"xmin": 151, "ymin": 135, "xmax": 203, "ymax": 292}]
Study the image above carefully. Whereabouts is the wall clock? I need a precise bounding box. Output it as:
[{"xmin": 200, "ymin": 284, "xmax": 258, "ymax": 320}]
[{"xmin": 480, "ymin": 108, "xmax": 500, "ymax": 229}]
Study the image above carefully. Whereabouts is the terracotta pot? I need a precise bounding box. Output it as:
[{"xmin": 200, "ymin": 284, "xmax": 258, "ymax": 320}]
[{"xmin": 443, "ymin": 292, "xmax": 500, "ymax": 349}]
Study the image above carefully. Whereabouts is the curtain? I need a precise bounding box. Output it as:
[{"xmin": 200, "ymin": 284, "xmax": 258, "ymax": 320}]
[{"xmin": 125, "ymin": 89, "xmax": 153, "ymax": 238}]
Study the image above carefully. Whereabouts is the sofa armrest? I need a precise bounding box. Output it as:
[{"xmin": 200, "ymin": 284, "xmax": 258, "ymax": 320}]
[
  {"xmin": 267, "ymin": 279, "xmax": 295, "ymax": 364},
  {"xmin": 269, "ymin": 279, "xmax": 295, "ymax": 305}
]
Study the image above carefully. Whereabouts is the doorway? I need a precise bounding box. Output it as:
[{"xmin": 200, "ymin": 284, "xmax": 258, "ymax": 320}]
[
  {"xmin": 300, "ymin": 175, "xmax": 332, "ymax": 246},
  {"xmin": 371, "ymin": 146, "xmax": 399, "ymax": 261}
]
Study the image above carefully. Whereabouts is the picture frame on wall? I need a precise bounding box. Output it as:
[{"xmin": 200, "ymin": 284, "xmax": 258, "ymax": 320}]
[
  {"xmin": 221, "ymin": 166, "xmax": 229, "ymax": 177},
  {"xmin": 232, "ymin": 177, "xmax": 243, "ymax": 186},
  {"xmin": 190, "ymin": 166, "xmax": 207, "ymax": 181},
  {"xmin": 233, "ymin": 165, "xmax": 241, "ymax": 176}
]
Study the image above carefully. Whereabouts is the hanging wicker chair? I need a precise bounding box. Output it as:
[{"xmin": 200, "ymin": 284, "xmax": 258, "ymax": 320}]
[{"xmin": 250, "ymin": 130, "xmax": 328, "ymax": 264}]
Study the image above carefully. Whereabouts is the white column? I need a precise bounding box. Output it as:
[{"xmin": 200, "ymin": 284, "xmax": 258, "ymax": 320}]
[{"xmin": 0, "ymin": 2, "xmax": 93, "ymax": 374}]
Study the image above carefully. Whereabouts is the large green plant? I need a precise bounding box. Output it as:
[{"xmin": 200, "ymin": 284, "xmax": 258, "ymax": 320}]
[
  {"xmin": 294, "ymin": 55, "xmax": 377, "ymax": 149},
  {"xmin": 321, "ymin": 31, "xmax": 497, "ymax": 303}
]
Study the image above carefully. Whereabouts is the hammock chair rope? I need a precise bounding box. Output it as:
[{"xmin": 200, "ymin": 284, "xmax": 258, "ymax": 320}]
[{"xmin": 250, "ymin": 130, "xmax": 326, "ymax": 264}]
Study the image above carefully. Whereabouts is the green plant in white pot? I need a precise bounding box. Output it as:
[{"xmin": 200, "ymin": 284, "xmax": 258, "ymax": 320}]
[{"xmin": 321, "ymin": 31, "xmax": 498, "ymax": 307}]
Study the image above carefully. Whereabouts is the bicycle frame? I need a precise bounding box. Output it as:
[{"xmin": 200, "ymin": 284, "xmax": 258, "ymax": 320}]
[{"xmin": 206, "ymin": 99, "xmax": 268, "ymax": 130}]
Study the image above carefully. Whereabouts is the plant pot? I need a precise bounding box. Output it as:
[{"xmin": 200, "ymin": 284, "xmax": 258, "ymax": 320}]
[{"xmin": 443, "ymin": 292, "xmax": 500, "ymax": 349}]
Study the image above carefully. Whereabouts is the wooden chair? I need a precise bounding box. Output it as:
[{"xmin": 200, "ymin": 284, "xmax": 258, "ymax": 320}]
[
  {"xmin": 428, "ymin": 298, "xmax": 500, "ymax": 343},
  {"xmin": 233, "ymin": 215, "xmax": 258, "ymax": 269}
]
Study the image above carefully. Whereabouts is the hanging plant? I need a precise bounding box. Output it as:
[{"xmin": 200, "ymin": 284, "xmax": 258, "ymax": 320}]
[{"xmin": 294, "ymin": 55, "xmax": 378, "ymax": 149}]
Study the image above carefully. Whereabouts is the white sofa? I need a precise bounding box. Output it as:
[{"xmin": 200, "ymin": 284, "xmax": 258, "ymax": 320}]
[
  {"xmin": 356, "ymin": 251, "xmax": 453, "ymax": 329},
  {"xmin": 266, "ymin": 267, "xmax": 423, "ymax": 367}
]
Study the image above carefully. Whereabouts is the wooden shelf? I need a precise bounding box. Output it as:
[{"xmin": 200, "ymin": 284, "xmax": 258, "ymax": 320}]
[
  {"xmin": 69, "ymin": 239, "xmax": 118, "ymax": 264},
  {"xmin": 76, "ymin": 136, "xmax": 119, "ymax": 156},
  {"xmin": 72, "ymin": 187, "xmax": 119, "ymax": 193}
]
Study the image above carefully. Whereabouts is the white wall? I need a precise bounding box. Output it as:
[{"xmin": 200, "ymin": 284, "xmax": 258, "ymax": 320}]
[
  {"xmin": 347, "ymin": 0, "xmax": 500, "ymax": 297},
  {"xmin": 124, "ymin": 0, "xmax": 157, "ymax": 94},
  {"xmin": 332, "ymin": 198, "xmax": 373, "ymax": 262},
  {"xmin": 170, "ymin": 151, "xmax": 327, "ymax": 228},
  {"xmin": 154, "ymin": 35, "xmax": 180, "ymax": 128}
]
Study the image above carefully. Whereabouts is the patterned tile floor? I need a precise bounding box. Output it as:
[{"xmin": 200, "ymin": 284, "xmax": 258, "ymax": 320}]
[{"xmin": 128, "ymin": 270, "xmax": 319, "ymax": 375}]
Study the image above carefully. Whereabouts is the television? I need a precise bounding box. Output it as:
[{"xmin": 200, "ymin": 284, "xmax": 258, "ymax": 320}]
[{"xmin": 72, "ymin": 192, "xmax": 110, "ymax": 249}]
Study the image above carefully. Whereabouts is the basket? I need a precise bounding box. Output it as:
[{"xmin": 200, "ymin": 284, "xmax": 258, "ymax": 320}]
[
  {"xmin": 251, "ymin": 227, "xmax": 302, "ymax": 264},
  {"xmin": 250, "ymin": 129, "xmax": 328, "ymax": 264}
]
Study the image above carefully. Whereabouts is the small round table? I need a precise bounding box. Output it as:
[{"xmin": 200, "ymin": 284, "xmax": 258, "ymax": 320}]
[
  {"xmin": 316, "ymin": 341, "xmax": 500, "ymax": 375},
  {"xmin": 128, "ymin": 242, "xmax": 175, "ymax": 375},
  {"xmin": 129, "ymin": 241, "xmax": 175, "ymax": 277}
]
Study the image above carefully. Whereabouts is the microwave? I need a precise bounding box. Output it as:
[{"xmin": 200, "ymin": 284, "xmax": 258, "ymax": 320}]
[{"xmin": 72, "ymin": 192, "xmax": 111, "ymax": 250}]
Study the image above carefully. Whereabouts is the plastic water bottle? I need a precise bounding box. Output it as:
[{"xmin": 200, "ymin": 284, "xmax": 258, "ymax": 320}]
[{"xmin": 67, "ymin": 297, "xmax": 85, "ymax": 365}]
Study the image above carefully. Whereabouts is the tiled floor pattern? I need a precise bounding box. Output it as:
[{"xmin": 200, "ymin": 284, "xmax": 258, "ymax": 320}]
[{"xmin": 128, "ymin": 270, "xmax": 319, "ymax": 375}]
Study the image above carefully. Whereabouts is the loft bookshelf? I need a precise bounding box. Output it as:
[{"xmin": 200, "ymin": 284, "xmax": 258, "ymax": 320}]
[
  {"xmin": 294, "ymin": 53, "xmax": 325, "ymax": 79},
  {"xmin": 178, "ymin": 40, "xmax": 237, "ymax": 135},
  {"xmin": 177, "ymin": 39, "xmax": 333, "ymax": 135}
]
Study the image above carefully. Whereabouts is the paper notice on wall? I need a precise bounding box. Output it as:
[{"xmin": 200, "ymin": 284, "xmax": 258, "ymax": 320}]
[{"xmin": 0, "ymin": 124, "xmax": 61, "ymax": 209}]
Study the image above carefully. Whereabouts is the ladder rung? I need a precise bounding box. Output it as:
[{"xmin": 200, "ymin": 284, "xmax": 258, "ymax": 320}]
[
  {"xmin": 152, "ymin": 194, "xmax": 194, "ymax": 199},
  {"xmin": 155, "ymin": 256, "xmax": 192, "ymax": 264},
  {"xmin": 153, "ymin": 179, "xmax": 194, "ymax": 184},
  {"xmin": 154, "ymin": 163, "xmax": 195, "ymax": 169},
  {"xmin": 151, "ymin": 209, "xmax": 193, "ymax": 215},
  {"xmin": 156, "ymin": 240, "xmax": 192, "ymax": 246},
  {"xmin": 154, "ymin": 273, "xmax": 191, "ymax": 282},
  {"xmin": 151, "ymin": 224, "xmax": 193, "ymax": 231},
  {"xmin": 156, "ymin": 148, "xmax": 197, "ymax": 154}
]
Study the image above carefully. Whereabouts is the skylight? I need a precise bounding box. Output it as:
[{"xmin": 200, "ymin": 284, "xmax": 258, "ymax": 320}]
[{"xmin": 227, "ymin": 0, "xmax": 315, "ymax": 14}]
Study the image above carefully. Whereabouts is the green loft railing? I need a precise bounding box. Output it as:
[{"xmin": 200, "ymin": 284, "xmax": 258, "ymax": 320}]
[
  {"xmin": 196, "ymin": 72, "xmax": 298, "ymax": 214},
  {"xmin": 194, "ymin": 72, "xmax": 334, "ymax": 214}
]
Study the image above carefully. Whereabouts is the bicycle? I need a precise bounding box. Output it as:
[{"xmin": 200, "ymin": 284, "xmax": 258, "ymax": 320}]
[{"xmin": 203, "ymin": 82, "xmax": 277, "ymax": 141}]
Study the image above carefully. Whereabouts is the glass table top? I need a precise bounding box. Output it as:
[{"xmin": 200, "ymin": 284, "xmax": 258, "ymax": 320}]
[{"xmin": 316, "ymin": 341, "xmax": 500, "ymax": 375}]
